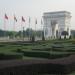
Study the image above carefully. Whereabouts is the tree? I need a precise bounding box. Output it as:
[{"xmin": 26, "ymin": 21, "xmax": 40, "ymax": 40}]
[
  {"xmin": 25, "ymin": 28, "xmax": 33, "ymax": 37},
  {"xmin": 31, "ymin": 35, "xmax": 35, "ymax": 42},
  {"xmin": 7, "ymin": 31, "xmax": 16, "ymax": 38},
  {"xmin": 61, "ymin": 31, "xmax": 68, "ymax": 39},
  {"xmin": 0, "ymin": 30, "xmax": 4, "ymax": 37}
]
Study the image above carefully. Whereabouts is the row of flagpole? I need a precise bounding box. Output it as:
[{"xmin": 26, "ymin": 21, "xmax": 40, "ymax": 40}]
[
  {"xmin": 4, "ymin": 14, "xmax": 26, "ymax": 39},
  {"xmin": 4, "ymin": 14, "xmax": 25, "ymax": 30},
  {"xmin": 3, "ymin": 13, "xmax": 43, "ymax": 40},
  {"xmin": 4, "ymin": 14, "xmax": 43, "ymax": 31}
]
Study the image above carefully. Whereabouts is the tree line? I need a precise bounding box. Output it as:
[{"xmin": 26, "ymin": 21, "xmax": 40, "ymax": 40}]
[{"xmin": 0, "ymin": 28, "xmax": 43, "ymax": 39}]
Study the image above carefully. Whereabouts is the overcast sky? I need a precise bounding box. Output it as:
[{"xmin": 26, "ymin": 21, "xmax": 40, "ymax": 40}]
[{"xmin": 0, "ymin": 0, "xmax": 75, "ymax": 31}]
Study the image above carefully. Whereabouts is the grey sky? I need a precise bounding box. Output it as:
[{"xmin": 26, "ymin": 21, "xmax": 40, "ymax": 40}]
[{"xmin": 0, "ymin": 0, "xmax": 75, "ymax": 31}]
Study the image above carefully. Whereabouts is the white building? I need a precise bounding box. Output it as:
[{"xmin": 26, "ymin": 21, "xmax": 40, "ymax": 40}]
[{"xmin": 43, "ymin": 11, "xmax": 71, "ymax": 39}]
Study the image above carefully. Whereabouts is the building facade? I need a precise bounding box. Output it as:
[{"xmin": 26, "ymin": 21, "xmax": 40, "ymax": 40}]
[{"xmin": 43, "ymin": 11, "xmax": 71, "ymax": 39}]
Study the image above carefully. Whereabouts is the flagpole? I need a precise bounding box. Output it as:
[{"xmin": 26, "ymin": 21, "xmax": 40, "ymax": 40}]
[
  {"xmin": 29, "ymin": 17, "xmax": 30, "ymax": 41},
  {"xmin": 21, "ymin": 16, "xmax": 25, "ymax": 41},
  {"xmin": 41, "ymin": 19, "xmax": 42, "ymax": 40},
  {"xmin": 13, "ymin": 20, "xmax": 15, "ymax": 31},
  {"xmin": 35, "ymin": 19, "xmax": 37, "ymax": 41},
  {"xmin": 13, "ymin": 15, "xmax": 16, "ymax": 32},
  {"xmin": 23, "ymin": 27, "xmax": 24, "ymax": 41},
  {"xmin": 4, "ymin": 14, "xmax": 8, "ymax": 40},
  {"xmin": 41, "ymin": 18, "xmax": 45, "ymax": 41},
  {"xmin": 13, "ymin": 20, "xmax": 15, "ymax": 39},
  {"xmin": 35, "ymin": 23, "xmax": 36, "ymax": 32},
  {"xmin": 4, "ymin": 18, "xmax": 6, "ymax": 38},
  {"xmin": 34, "ymin": 23, "xmax": 36, "ymax": 39},
  {"xmin": 21, "ymin": 20, "xmax": 23, "ymax": 41}
]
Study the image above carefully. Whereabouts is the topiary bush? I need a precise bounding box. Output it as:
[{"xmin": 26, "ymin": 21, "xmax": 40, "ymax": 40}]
[{"xmin": 17, "ymin": 48, "xmax": 22, "ymax": 52}]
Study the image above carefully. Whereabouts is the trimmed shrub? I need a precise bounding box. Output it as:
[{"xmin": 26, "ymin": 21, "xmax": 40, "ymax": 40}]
[
  {"xmin": 23, "ymin": 51, "xmax": 49, "ymax": 58},
  {"xmin": 0, "ymin": 44, "xmax": 6, "ymax": 47},
  {"xmin": 51, "ymin": 44, "xmax": 65, "ymax": 52},
  {"xmin": 67, "ymin": 49, "xmax": 75, "ymax": 52},
  {"xmin": 0, "ymin": 53, "xmax": 23, "ymax": 60},
  {"xmin": 32, "ymin": 47, "xmax": 51, "ymax": 51},
  {"xmin": 22, "ymin": 50, "xmax": 70, "ymax": 59},
  {"xmin": 17, "ymin": 48, "xmax": 22, "ymax": 52}
]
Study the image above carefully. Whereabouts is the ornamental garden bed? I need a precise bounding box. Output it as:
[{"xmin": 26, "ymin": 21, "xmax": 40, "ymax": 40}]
[{"xmin": 20, "ymin": 50, "xmax": 71, "ymax": 59}]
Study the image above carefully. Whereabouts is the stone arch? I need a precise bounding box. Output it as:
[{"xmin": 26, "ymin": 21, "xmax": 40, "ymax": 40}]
[{"xmin": 43, "ymin": 11, "xmax": 71, "ymax": 39}]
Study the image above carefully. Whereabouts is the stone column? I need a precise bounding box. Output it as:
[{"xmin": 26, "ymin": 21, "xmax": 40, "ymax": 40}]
[{"xmin": 51, "ymin": 20, "xmax": 57, "ymax": 39}]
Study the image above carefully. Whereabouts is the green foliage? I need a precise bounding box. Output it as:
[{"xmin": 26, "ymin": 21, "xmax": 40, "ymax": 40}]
[
  {"xmin": 61, "ymin": 31, "xmax": 68, "ymax": 39},
  {"xmin": 0, "ymin": 39, "xmax": 75, "ymax": 60},
  {"xmin": 17, "ymin": 48, "xmax": 22, "ymax": 52},
  {"xmin": 0, "ymin": 39, "xmax": 75, "ymax": 74},
  {"xmin": 31, "ymin": 35, "xmax": 35, "ymax": 42},
  {"xmin": 32, "ymin": 47, "xmax": 51, "ymax": 51},
  {"xmin": 42, "ymin": 31, "xmax": 45, "ymax": 41},
  {"xmin": 69, "ymin": 35, "xmax": 72, "ymax": 39},
  {"xmin": 61, "ymin": 31, "xmax": 68, "ymax": 35},
  {"xmin": 22, "ymin": 50, "xmax": 70, "ymax": 59},
  {"xmin": 0, "ymin": 29, "xmax": 43, "ymax": 38},
  {"xmin": 0, "ymin": 53, "xmax": 23, "ymax": 60}
]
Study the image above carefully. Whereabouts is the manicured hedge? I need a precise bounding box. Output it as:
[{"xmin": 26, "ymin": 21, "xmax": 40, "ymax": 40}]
[
  {"xmin": 22, "ymin": 50, "xmax": 70, "ymax": 59},
  {"xmin": 67, "ymin": 49, "xmax": 75, "ymax": 52},
  {"xmin": 0, "ymin": 53, "xmax": 23, "ymax": 60},
  {"xmin": 0, "ymin": 44, "xmax": 6, "ymax": 47},
  {"xmin": 23, "ymin": 51, "xmax": 49, "ymax": 58},
  {"xmin": 51, "ymin": 44, "xmax": 65, "ymax": 52},
  {"xmin": 32, "ymin": 47, "xmax": 51, "ymax": 51}
]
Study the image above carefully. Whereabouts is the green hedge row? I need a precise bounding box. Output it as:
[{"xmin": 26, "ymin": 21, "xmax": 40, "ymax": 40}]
[
  {"xmin": 0, "ymin": 44, "xmax": 6, "ymax": 47},
  {"xmin": 32, "ymin": 47, "xmax": 75, "ymax": 52},
  {"xmin": 0, "ymin": 53, "xmax": 23, "ymax": 60},
  {"xmin": 67, "ymin": 49, "xmax": 75, "ymax": 52},
  {"xmin": 22, "ymin": 50, "xmax": 70, "ymax": 59},
  {"xmin": 32, "ymin": 47, "xmax": 51, "ymax": 51}
]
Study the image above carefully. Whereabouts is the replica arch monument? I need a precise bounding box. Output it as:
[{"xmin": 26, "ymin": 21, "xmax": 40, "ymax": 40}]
[{"xmin": 43, "ymin": 11, "xmax": 71, "ymax": 39}]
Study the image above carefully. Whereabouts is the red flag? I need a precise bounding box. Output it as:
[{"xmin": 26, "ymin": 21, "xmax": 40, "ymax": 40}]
[
  {"xmin": 14, "ymin": 15, "xmax": 17, "ymax": 22},
  {"xmin": 22, "ymin": 16, "xmax": 25, "ymax": 22},
  {"xmin": 5, "ymin": 14, "xmax": 8, "ymax": 20}
]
